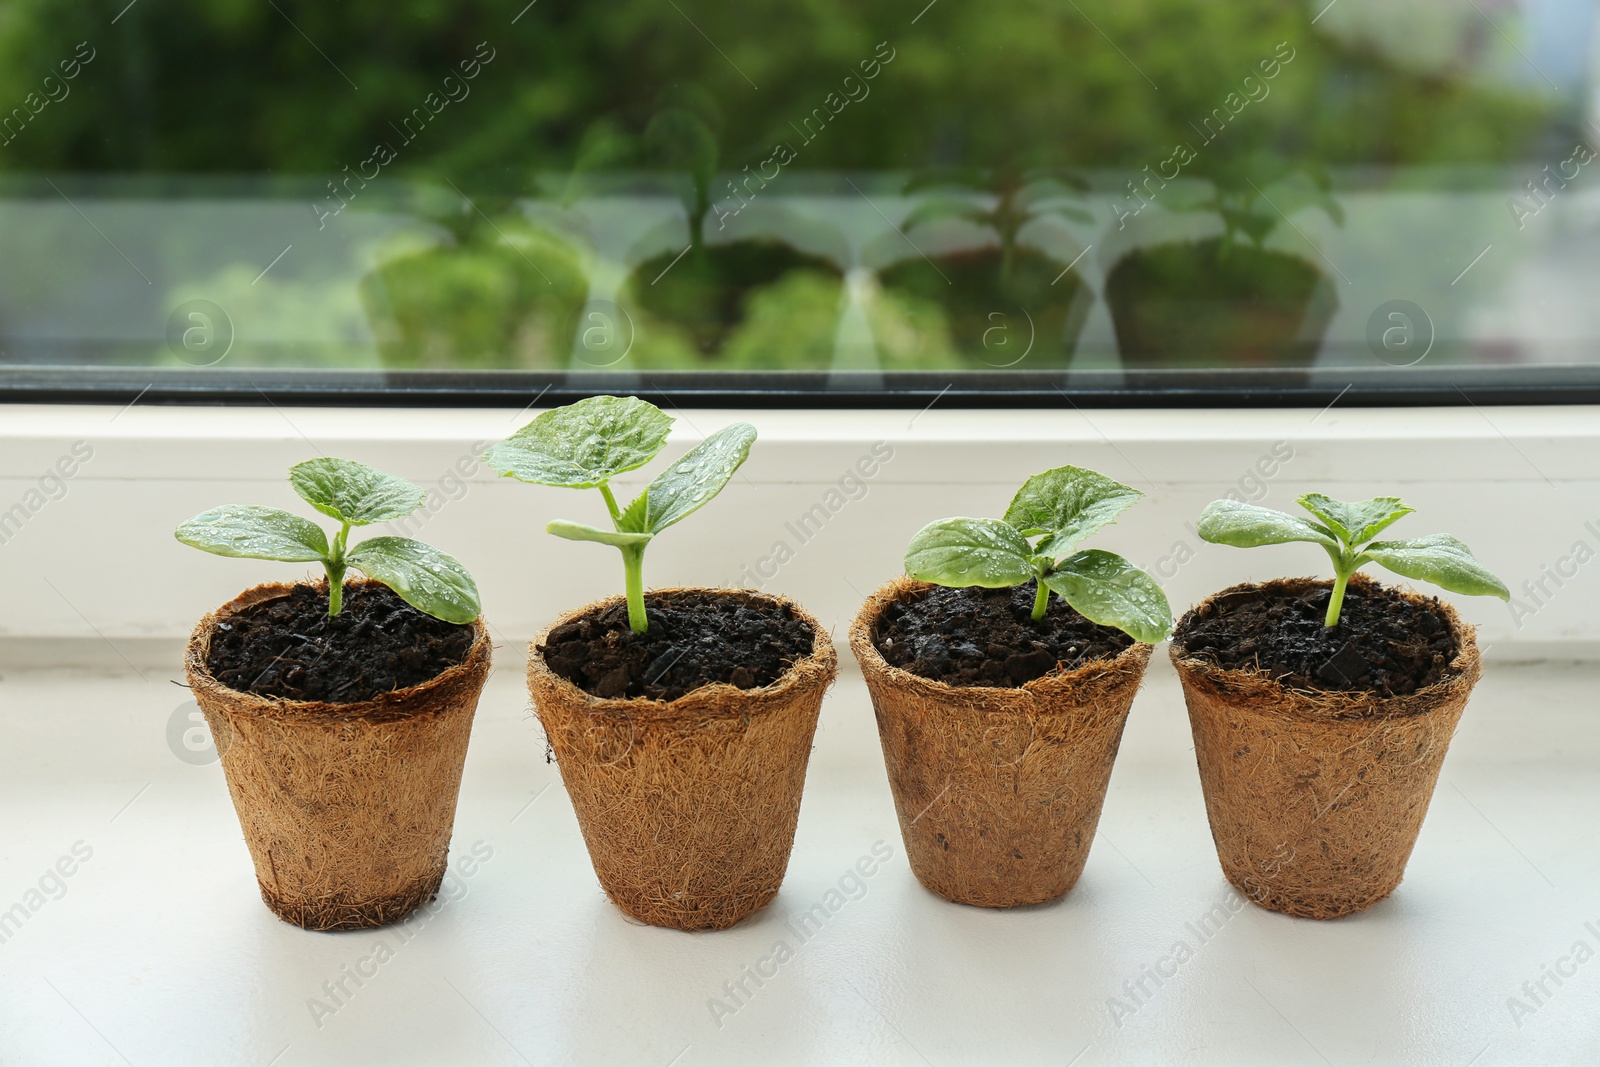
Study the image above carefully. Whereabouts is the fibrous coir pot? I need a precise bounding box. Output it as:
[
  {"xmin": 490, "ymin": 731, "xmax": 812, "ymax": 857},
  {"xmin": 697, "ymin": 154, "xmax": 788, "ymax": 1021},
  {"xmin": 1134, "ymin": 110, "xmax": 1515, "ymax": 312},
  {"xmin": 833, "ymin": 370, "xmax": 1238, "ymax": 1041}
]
[
  {"xmin": 1170, "ymin": 577, "xmax": 1481, "ymax": 920},
  {"xmin": 185, "ymin": 580, "xmax": 490, "ymax": 931},
  {"xmin": 851, "ymin": 578, "xmax": 1152, "ymax": 907},
  {"xmin": 528, "ymin": 588, "xmax": 836, "ymax": 931}
]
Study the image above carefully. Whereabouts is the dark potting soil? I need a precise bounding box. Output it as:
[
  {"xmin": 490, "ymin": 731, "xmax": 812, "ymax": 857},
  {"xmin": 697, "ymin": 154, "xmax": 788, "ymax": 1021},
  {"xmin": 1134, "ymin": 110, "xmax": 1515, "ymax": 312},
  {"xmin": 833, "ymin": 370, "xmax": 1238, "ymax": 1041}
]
[
  {"xmin": 873, "ymin": 582, "xmax": 1135, "ymax": 688},
  {"xmin": 1171, "ymin": 576, "xmax": 1458, "ymax": 698},
  {"xmin": 540, "ymin": 591, "xmax": 816, "ymax": 701},
  {"xmin": 204, "ymin": 583, "xmax": 474, "ymax": 703}
]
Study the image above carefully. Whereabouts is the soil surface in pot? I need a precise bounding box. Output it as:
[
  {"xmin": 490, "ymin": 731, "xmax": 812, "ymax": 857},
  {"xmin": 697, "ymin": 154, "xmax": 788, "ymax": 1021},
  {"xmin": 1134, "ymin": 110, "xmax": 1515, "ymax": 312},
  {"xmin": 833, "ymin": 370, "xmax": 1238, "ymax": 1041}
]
[
  {"xmin": 1172, "ymin": 577, "xmax": 1457, "ymax": 698},
  {"xmin": 872, "ymin": 582, "xmax": 1134, "ymax": 687},
  {"xmin": 541, "ymin": 591, "xmax": 816, "ymax": 701},
  {"xmin": 205, "ymin": 583, "xmax": 475, "ymax": 703}
]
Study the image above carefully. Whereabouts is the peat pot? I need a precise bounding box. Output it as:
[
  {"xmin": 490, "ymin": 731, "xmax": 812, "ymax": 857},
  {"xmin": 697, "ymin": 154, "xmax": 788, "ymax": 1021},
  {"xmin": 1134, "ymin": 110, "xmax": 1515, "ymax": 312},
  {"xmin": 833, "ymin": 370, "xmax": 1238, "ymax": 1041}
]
[
  {"xmin": 185, "ymin": 580, "xmax": 491, "ymax": 931},
  {"xmin": 851, "ymin": 578, "xmax": 1152, "ymax": 908},
  {"xmin": 528, "ymin": 588, "xmax": 837, "ymax": 931},
  {"xmin": 1170, "ymin": 577, "xmax": 1481, "ymax": 919}
]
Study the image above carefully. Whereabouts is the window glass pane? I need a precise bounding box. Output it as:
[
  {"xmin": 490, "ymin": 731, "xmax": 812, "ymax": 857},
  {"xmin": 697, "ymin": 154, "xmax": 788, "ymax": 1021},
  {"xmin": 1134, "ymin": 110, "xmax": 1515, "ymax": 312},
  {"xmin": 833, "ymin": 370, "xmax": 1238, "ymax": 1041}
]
[{"xmin": 0, "ymin": 1, "xmax": 1592, "ymax": 401}]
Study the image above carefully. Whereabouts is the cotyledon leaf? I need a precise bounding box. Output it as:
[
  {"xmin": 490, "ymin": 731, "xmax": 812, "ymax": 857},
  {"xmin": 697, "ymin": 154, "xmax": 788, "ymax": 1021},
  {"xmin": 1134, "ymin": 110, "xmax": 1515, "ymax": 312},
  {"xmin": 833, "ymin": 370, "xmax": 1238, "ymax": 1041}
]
[
  {"xmin": 347, "ymin": 536, "xmax": 481, "ymax": 624},
  {"xmin": 1196, "ymin": 499, "xmax": 1339, "ymax": 552},
  {"xmin": 175, "ymin": 505, "xmax": 329, "ymax": 563},
  {"xmin": 1041, "ymin": 549, "xmax": 1172, "ymax": 644},
  {"xmin": 1360, "ymin": 534, "xmax": 1510, "ymax": 600},
  {"xmin": 904, "ymin": 517, "xmax": 1035, "ymax": 588}
]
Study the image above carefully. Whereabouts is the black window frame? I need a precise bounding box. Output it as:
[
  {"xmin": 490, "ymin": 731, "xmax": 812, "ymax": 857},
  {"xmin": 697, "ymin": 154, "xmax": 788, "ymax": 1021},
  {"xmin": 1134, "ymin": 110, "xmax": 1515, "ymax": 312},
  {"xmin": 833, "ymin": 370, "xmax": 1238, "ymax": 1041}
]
[{"xmin": 4, "ymin": 365, "xmax": 1596, "ymax": 409}]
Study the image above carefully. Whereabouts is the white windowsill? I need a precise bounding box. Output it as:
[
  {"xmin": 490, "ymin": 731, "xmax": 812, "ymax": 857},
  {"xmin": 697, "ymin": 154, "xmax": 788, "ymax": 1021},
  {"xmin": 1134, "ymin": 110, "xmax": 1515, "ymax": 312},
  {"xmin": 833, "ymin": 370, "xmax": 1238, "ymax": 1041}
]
[
  {"xmin": 2, "ymin": 401, "xmax": 1595, "ymax": 1065},
  {"xmin": 0, "ymin": 653, "xmax": 1593, "ymax": 1065}
]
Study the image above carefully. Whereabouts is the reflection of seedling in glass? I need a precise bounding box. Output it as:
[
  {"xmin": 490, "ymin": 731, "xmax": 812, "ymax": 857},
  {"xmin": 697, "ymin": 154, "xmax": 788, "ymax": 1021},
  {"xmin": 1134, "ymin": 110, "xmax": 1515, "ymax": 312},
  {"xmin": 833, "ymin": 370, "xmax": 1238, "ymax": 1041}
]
[
  {"xmin": 1197, "ymin": 493, "xmax": 1509, "ymax": 627},
  {"xmin": 903, "ymin": 465, "xmax": 1171, "ymax": 643},
  {"xmin": 361, "ymin": 183, "xmax": 588, "ymax": 370},
  {"xmin": 644, "ymin": 90, "xmax": 722, "ymax": 253},
  {"xmin": 901, "ymin": 166, "xmax": 1092, "ymax": 284},
  {"xmin": 873, "ymin": 165, "xmax": 1096, "ymax": 370},
  {"xmin": 623, "ymin": 90, "xmax": 841, "ymax": 365},
  {"xmin": 486, "ymin": 395, "xmax": 755, "ymax": 634},
  {"xmin": 1172, "ymin": 151, "xmax": 1343, "ymax": 256},
  {"xmin": 175, "ymin": 458, "xmax": 482, "ymax": 622},
  {"xmin": 1104, "ymin": 148, "xmax": 1347, "ymax": 370}
]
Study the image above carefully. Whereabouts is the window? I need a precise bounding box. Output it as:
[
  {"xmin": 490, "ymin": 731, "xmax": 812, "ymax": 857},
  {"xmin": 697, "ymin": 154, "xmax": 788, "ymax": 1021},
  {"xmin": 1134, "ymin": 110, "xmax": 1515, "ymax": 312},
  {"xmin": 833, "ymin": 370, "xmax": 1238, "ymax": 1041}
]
[{"xmin": 0, "ymin": 1, "xmax": 1594, "ymax": 405}]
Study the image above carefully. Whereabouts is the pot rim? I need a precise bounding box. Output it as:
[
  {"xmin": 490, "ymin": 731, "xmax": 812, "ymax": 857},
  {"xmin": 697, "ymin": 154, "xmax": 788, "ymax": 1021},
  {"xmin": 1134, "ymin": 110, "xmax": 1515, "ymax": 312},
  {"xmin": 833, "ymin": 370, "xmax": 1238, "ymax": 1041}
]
[
  {"xmin": 185, "ymin": 578, "xmax": 491, "ymax": 724},
  {"xmin": 527, "ymin": 586, "xmax": 837, "ymax": 721},
  {"xmin": 849, "ymin": 576, "xmax": 1153, "ymax": 700},
  {"xmin": 1168, "ymin": 574, "xmax": 1480, "ymax": 722}
]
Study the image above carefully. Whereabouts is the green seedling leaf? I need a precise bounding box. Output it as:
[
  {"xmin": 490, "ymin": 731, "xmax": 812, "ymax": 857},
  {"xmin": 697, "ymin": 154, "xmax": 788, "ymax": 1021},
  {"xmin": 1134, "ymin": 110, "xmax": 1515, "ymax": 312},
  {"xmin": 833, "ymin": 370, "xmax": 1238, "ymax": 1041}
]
[
  {"xmin": 486, "ymin": 395, "xmax": 673, "ymax": 489},
  {"xmin": 905, "ymin": 517, "xmax": 1036, "ymax": 588},
  {"xmin": 1193, "ymin": 491, "xmax": 1507, "ymax": 627},
  {"xmin": 547, "ymin": 520, "xmax": 653, "ymax": 548},
  {"xmin": 1003, "ymin": 465, "xmax": 1143, "ymax": 559},
  {"xmin": 1197, "ymin": 499, "xmax": 1339, "ymax": 551},
  {"xmin": 176, "ymin": 459, "xmax": 481, "ymax": 625},
  {"xmin": 903, "ymin": 464, "xmax": 1169, "ymax": 640},
  {"xmin": 488, "ymin": 397, "xmax": 757, "ymax": 635},
  {"xmin": 347, "ymin": 537, "xmax": 481, "ymax": 625},
  {"xmin": 1361, "ymin": 535, "xmax": 1511, "ymax": 600},
  {"xmin": 643, "ymin": 422, "xmax": 756, "ymax": 534},
  {"xmin": 175, "ymin": 505, "xmax": 329, "ymax": 562},
  {"xmin": 1297, "ymin": 493, "xmax": 1413, "ymax": 546},
  {"xmin": 290, "ymin": 457, "xmax": 425, "ymax": 526},
  {"xmin": 1042, "ymin": 550, "xmax": 1172, "ymax": 645}
]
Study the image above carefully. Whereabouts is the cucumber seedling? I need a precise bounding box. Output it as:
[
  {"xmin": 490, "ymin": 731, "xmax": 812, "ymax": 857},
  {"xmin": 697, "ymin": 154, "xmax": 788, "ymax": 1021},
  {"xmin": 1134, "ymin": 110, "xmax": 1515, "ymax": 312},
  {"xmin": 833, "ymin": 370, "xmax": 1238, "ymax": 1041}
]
[
  {"xmin": 486, "ymin": 395, "xmax": 755, "ymax": 634},
  {"xmin": 904, "ymin": 465, "xmax": 1172, "ymax": 644},
  {"xmin": 175, "ymin": 457, "xmax": 482, "ymax": 624},
  {"xmin": 1196, "ymin": 494, "xmax": 1509, "ymax": 627}
]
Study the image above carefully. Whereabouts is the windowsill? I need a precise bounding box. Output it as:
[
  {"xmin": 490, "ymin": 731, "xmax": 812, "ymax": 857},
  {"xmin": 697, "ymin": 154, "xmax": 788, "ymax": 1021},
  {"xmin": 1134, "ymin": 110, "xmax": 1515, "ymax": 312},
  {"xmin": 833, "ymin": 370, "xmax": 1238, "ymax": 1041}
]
[{"xmin": 1, "ymin": 654, "xmax": 1592, "ymax": 1064}]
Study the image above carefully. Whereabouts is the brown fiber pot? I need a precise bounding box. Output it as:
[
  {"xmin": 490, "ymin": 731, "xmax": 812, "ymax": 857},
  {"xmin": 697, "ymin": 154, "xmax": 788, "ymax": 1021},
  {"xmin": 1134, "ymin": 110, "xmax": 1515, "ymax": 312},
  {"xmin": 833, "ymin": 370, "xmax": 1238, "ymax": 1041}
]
[
  {"xmin": 1170, "ymin": 577, "xmax": 1482, "ymax": 920},
  {"xmin": 528, "ymin": 587, "xmax": 837, "ymax": 931},
  {"xmin": 851, "ymin": 578, "xmax": 1153, "ymax": 907},
  {"xmin": 185, "ymin": 580, "xmax": 491, "ymax": 931}
]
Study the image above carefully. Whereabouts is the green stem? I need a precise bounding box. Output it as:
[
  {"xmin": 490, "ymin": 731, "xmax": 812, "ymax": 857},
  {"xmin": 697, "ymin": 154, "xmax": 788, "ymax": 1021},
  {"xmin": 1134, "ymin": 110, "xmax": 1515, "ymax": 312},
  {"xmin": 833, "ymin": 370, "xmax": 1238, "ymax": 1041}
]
[
  {"xmin": 327, "ymin": 563, "xmax": 346, "ymax": 615},
  {"xmin": 1031, "ymin": 580, "xmax": 1050, "ymax": 620},
  {"xmin": 326, "ymin": 522, "xmax": 351, "ymax": 617},
  {"xmin": 598, "ymin": 483, "xmax": 622, "ymax": 524},
  {"xmin": 622, "ymin": 543, "xmax": 648, "ymax": 634},
  {"xmin": 1325, "ymin": 567, "xmax": 1350, "ymax": 628}
]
